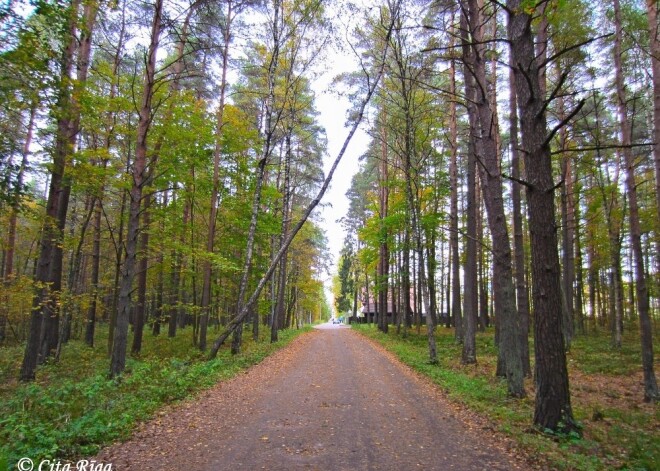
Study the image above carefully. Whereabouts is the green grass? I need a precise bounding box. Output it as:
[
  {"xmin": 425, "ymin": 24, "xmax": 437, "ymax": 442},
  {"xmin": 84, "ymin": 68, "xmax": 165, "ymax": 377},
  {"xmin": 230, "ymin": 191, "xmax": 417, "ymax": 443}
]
[
  {"xmin": 353, "ymin": 324, "xmax": 659, "ymax": 471},
  {"xmin": 568, "ymin": 331, "xmax": 643, "ymax": 376},
  {"xmin": 0, "ymin": 323, "xmax": 309, "ymax": 469}
]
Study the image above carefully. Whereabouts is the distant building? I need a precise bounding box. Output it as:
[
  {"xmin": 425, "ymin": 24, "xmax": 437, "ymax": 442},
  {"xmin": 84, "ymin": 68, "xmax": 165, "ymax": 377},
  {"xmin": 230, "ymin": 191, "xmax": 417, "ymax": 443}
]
[{"xmin": 353, "ymin": 289, "xmax": 427, "ymax": 324}]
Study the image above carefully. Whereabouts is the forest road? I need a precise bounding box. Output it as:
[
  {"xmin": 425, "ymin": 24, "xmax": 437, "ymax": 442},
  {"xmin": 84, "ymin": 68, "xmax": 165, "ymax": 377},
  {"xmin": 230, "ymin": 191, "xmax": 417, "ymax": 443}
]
[{"xmin": 97, "ymin": 325, "xmax": 526, "ymax": 470}]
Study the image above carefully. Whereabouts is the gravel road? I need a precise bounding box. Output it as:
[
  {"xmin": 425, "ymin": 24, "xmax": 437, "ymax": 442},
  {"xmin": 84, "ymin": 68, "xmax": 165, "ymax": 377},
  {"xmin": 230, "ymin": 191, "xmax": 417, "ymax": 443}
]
[{"xmin": 97, "ymin": 325, "xmax": 526, "ymax": 470}]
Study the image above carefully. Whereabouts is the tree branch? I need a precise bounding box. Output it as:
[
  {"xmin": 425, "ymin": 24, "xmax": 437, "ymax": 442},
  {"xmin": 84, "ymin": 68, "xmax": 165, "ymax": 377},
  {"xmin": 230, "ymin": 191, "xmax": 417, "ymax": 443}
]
[
  {"xmin": 207, "ymin": 2, "xmax": 399, "ymax": 359},
  {"xmin": 502, "ymin": 172, "xmax": 536, "ymax": 190},
  {"xmin": 550, "ymin": 142, "xmax": 653, "ymax": 155},
  {"xmin": 541, "ymin": 99, "xmax": 586, "ymax": 150}
]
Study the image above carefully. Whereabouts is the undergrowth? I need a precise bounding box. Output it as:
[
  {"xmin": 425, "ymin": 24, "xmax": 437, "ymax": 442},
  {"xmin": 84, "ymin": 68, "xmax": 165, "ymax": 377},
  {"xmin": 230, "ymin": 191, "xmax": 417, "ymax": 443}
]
[
  {"xmin": 353, "ymin": 324, "xmax": 658, "ymax": 471},
  {"xmin": 0, "ymin": 324, "xmax": 309, "ymax": 468}
]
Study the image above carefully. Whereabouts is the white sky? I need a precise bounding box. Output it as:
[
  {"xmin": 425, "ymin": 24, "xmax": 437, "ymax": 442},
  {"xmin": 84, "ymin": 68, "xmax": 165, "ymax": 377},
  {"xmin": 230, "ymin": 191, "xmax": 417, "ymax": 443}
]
[{"xmin": 312, "ymin": 50, "xmax": 370, "ymax": 312}]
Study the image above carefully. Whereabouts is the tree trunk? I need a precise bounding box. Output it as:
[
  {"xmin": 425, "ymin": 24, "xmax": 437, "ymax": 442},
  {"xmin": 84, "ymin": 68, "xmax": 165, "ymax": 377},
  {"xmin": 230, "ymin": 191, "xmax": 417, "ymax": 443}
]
[
  {"xmin": 160, "ymin": 3, "xmax": 203, "ymax": 338},
  {"xmin": 272, "ymin": 131, "xmax": 293, "ymax": 344},
  {"xmin": 574, "ymin": 196, "xmax": 585, "ymax": 336},
  {"xmin": 230, "ymin": 0, "xmax": 282, "ymax": 354},
  {"xmin": 2, "ymin": 103, "xmax": 36, "ymax": 344},
  {"xmin": 152, "ymin": 192, "xmax": 167, "ymax": 337},
  {"xmin": 449, "ymin": 50, "xmax": 462, "ymax": 339},
  {"xmin": 132, "ymin": 192, "xmax": 151, "ymax": 355},
  {"xmin": 201, "ymin": 0, "xmax": 233, "ymax": 351},
  {"xmin": 21, "ymin": 0, "xmax": 84, "ymax": 381},
  {"xmin": 558, "ymin": 92, "xmax": 575, "ymax": 348},
  {"xmin": 58, "ymin": 195, "xmax": 94, "ymax": 352},
  {"xmin": 110, "ymin": 0, "xmax": 163, "ymax": 378},
  {"xmin": 509, "ymin": 46, "xmax": 531, "ymax": 377},
  {"xmin": 85, "ymin": 185, "xmax": 103, "ymax": 346},
  {"xmin": 614, "ymin": 0, "xmax": 658, "ymax": 402},
  {"xmin": 507, "ymin": 0, "xmax": 578, "ymax": 431},
  {"xmin": 646, "ymin": 0, "xmax": 660, "ymax": 282},
  {"xmin": 460, "ymin": 9, "xmax": 478, "ymax": 365},
  {"xmin": 464, "ymin": 0, "xmax": 523, "ymax": 394},
  {"xmin": 378, "ymin": 111, "xmax": 390, "ymax": 334}
]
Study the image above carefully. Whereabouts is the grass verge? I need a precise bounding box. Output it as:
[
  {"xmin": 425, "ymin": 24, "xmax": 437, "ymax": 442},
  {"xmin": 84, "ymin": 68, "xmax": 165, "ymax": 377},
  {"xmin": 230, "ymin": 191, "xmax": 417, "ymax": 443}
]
[
  {"xmin": 0, "ymin": 324, "xmax": 310, "ymax": 468},
  {"xmin": 353, "ymin": 324, "xmax": 658, "ymax": 471}
]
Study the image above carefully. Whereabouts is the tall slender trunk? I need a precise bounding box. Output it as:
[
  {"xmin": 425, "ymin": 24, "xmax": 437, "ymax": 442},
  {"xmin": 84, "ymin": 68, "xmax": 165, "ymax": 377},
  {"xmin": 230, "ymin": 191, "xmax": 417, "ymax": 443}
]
[
  {"xmin": 201, "ymin": 0, "xmax": 233, "ymax": 351},
  {"xmin": 477, "ymin": 214, "xmax": 489, "ymax": 331},
  {"xmin": 109, "ymin": 154, "xmax": 129, "ymax": 355},
  {"xmin": 602, "ymin": 166, "xmax": 624, "ymax": 349},
  {"xmin": 464, "ymin": 0, "xmax": 523, "ymax": 394},
  {"xmin": 85, "ymin": 182, "xmax": 103, "ymax": 346},
  {"xmin": 131, "ymin": 192, "xmax": 151, "ymax": 355},
  {"xmin": 397, "ymin": 54, "xmax": 436, "ymax": 358},
  {"xmin": 21, "ymin": 0, "xmax": 84, "ymax": 381},
  {"xmin": 5, "ymin": 104, "xmax": 35, "ymax": 283},
  {"xmin": 59, "ymin": 195, "xmax": 95, "ymax": 351},
  {"xmin": 50, "ymin": 0, "xmax": 98, "ymax": 358},
  {"xmin": 449, "ymin": 49, "xmax": 462, "ymax": 339},
  {"xmin": 459, "ymin": 9, "xmax": 478, "ymax": 365},
  {"xmin": 230, "ymin": 0, "xmax": 282, "ymax": 353},
  {"xmin": 107, "ymin": 2, "xmax": 129, "ymax": 353},
  {"xmin": 167, "ymin": 1, "xmax": 203, "ymax": 339},
  {"xmin": 379, "ymin": 110, "xmax": 390, "ymax": 333},
  {"xmin": 509, "ymin": 44, "xmax": 531, "ymax": 377},
  {"xmin": 558, "ymin": 91, "xmax": 575, "ymax": 347},
  {"xmin": 614, "ymin": 0, "xmax": 658, "ymax": 402},
  {"xmin": 426, "ymin": 232, "xmax": 438, "ymax": 325},
  {"xmin": 507, "ymin": 0, "xmax": 578, "ymax": 431},
  {"xmin": 271, "ymin": 131, "xmax": 292, "ymax": 344},
  {"xmin": 2, "ymin": 104, "xmax": 36, "ymax": 344},
  {"xmin": 574, "ymin": 193, "xmax": 585, "ymax": 335},
  {"xmin": 110, "ymin": 0, "xmax": 163, "ymax": 378},
  {"xmin": 647, "ymin": 0, "xmax": 660, "ymax": 281}
]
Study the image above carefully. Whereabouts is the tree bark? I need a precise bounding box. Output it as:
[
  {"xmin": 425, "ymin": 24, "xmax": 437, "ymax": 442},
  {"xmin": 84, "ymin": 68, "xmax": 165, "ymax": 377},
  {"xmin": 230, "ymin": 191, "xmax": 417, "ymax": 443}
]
[
  {"xmin": 110, "ymin": 0, "xmax": 163, "ymax": 378},
  {"xmin": 507, "ymin": 0, "xmax": 578, "ymax": 431},
  {"xmin": 21, "ymin": 0, "xmax": 84, "ymax": 381},
  {"xmin": 647, "ymin": 0, "xmax": 660, "ymax": 281},
  {"xmin": 2, "ymin": 103, "xmax": 36, "ymax": 344},
  {"xmin": 614, "ymin": 0, "xmax": 658, "ymax": 402},
  {"xmin": 558, "ymin": 91, "xmax": 575, "ymax": 348},
  {"xmin": 508, "ymin": 42, "xmax": 531, "ymax": 377},
  {"xmin": 378, "ymin": 108, "xmax": 390, "ymax": 334},
  {"xmin": 459, "ymin": 8, "xmax": 478, "ymax": 366},
  {"xmin": 271, "ymin": 131, "xmax": 293, "ymax": 344},
  {"xmin": 448, "ymin": 45, "xmax": 462, "ymax": 340},
  {"xmin": 131, "ymin": 192, "xmax": 151, "ymax": 355},
  {"xmin": 85, "ymin": 185, "xmax": 103, "ymax": 347},
  {"xmin": 201, "ymin": 0, "xmax": 233, "ymax": 351},
  {"xmin": 230, "ymin": 0, "xmax": 282, "ymax": 354},
  {"xmin": 463, "ymin": 0, "xmax": 523, "ymax": 394}
]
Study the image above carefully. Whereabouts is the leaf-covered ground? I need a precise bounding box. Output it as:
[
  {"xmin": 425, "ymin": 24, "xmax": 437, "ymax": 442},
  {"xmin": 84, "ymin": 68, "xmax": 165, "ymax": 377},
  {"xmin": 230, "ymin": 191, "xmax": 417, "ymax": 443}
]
[
  {"xmin": 0, "ymin": 325, "xmax": 310, "ymax": 468},
  {"xmin": 95, "ymin": 325, "xmax": 528, "ymax": 470}
]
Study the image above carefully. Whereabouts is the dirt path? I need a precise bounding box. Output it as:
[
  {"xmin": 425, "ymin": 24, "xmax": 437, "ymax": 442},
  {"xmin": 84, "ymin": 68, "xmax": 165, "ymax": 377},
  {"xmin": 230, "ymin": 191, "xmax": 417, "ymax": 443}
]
[{"xmin": 97, "ymin": 326, "xmax": 526, "ymax": 470}]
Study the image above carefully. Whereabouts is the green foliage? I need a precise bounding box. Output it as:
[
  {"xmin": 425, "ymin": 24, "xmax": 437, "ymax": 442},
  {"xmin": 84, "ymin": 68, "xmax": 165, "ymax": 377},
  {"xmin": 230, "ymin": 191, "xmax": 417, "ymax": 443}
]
[
  {"xmin": 334, "ymin": 239, "xmax": 355, "ymax": 315},
  {"xmin": 0, "ymin": 325, "xmax": 309, "ymax": 468},
  {"xmin": 568, "ymin": 329, "xmax": 643, "ymax": 375}
]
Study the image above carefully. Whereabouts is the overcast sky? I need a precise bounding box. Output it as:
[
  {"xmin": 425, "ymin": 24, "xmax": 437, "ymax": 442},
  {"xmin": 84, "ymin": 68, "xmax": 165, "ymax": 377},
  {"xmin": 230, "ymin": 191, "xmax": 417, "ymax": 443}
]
[{"xmin": 312, "ymin": 51, "xmax": 370, "ymax": 311}]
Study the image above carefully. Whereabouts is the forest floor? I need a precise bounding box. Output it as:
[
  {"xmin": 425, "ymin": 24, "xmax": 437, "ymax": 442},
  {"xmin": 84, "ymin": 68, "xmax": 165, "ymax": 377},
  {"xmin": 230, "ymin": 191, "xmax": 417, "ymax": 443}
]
[
  {"xmin": 95, "ymin": 325, "xmax": 530, "ymax": 470},
  {"xmin": 354, "ymin": 323, "xmax": 659, "ymax": 470}
]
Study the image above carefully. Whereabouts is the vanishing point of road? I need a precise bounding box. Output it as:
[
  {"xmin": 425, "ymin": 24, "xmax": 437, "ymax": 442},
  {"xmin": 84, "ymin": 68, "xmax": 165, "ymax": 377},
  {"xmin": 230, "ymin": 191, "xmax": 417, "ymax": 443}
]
[{"xmin": 97, "ymin": 324, "xmax": 527, "ymax": 470}]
